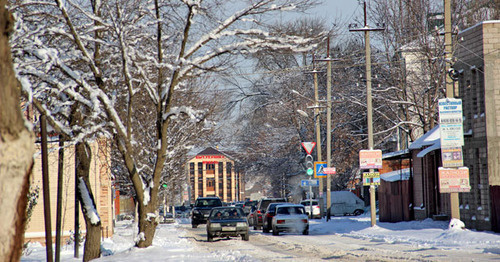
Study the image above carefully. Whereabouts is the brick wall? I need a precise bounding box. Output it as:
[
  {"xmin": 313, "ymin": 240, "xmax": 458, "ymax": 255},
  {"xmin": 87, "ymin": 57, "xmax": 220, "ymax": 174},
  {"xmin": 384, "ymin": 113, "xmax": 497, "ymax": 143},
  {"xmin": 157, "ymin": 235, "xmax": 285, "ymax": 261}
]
[
  {"xmin": 455, "ymin": 21, "xmax": 500, "ymax": 231},
  {"xmin": 25, "ymin": 139, "xmax": 114, "ymax": 245}
]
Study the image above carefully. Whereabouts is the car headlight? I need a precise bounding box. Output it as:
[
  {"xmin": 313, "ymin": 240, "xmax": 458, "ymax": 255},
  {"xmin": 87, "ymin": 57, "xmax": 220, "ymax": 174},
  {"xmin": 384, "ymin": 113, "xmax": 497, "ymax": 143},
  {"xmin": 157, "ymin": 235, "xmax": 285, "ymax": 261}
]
[
  {"xmin": 236, "ymin": 222, "xmax": 247, "ymax": 228},
  {"xmin": 192, "ymin": 210, "xmax": 200, "ymax": 215},
  {"xmin": 210, "ymin": 223, "xmax": 221, "ymax": 229}
]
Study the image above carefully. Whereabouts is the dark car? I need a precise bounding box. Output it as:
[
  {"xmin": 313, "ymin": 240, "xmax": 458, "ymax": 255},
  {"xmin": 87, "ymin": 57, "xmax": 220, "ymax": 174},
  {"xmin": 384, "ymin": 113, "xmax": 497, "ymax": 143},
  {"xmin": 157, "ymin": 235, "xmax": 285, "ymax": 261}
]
[
  {"xmin": 251, "ymin": 198, "xmax": 287, "ymax": 230},
  {"xmin": 262, "ymin": 202, "xmax": 285, "ymax": 233},
  {"xmin": 191, "ymin": 197, "xmax": 223, "ymax": 228},
  {"xmin": 243, "ymin": 200, "xmax": 257, "ymax": 215},
  {"xmin": 206, "ymin": 207, "xmax": 249, "ymax": 242}
]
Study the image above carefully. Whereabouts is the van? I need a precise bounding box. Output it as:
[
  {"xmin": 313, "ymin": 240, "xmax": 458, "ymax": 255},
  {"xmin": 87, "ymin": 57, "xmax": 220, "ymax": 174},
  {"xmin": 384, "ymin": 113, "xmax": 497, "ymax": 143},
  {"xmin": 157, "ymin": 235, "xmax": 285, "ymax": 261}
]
[{"xmin": 326, "ymin": 191, "xmax": 365, "ymax": 216}]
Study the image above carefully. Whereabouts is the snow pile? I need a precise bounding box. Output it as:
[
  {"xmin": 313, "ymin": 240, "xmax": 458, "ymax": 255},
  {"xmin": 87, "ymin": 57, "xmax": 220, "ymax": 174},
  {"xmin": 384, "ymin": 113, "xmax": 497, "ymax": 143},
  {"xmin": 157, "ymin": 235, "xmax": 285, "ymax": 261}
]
[{"xmin": 448, "ymin": 218, "xmax": 466, "ymax": 230}]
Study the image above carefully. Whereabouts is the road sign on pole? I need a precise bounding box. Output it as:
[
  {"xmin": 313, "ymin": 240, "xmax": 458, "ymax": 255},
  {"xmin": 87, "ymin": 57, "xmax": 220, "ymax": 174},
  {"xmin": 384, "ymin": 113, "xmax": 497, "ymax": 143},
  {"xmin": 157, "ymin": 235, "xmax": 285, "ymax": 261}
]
[
  {"xmin": 314, "ymin": 161, "xmax": 327, "ymax": 178},
  {"xmin": 301, "ymin": 142, "xmax": 316, "ymax": 155},
  {"xmin": 301, "ymin": 179, "xmax": 319, "ymax": 187}
]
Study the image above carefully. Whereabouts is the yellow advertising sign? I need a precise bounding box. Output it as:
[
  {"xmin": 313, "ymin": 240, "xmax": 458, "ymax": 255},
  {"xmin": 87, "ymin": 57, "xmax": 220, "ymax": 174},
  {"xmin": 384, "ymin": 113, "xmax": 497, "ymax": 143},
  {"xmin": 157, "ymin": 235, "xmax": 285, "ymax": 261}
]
[{"xmin": 363, "ymin": 172, "xmax": 380, "ymax": 186}]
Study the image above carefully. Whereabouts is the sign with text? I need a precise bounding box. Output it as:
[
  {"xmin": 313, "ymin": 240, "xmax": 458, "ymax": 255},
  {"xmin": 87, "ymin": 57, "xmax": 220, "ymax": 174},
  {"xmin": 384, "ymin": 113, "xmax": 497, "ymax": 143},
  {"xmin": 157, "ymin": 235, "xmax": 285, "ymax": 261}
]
[
  {"xmin": 363, "ymin": 172, "xmax": 380, "ymax": 186},
  {"xmin": 438, "ymin": 98, "xmax": 464, "ymax": 147},
  {"xmin": 301, "ymin": 179, "xmax": 319, "ymax": 187},
  {"xmin": 438, "ymin": 167, "xmax": 470, "ymax": 193},
  {"xmin": 359, "ymin": 149, "xmax": 382, "ymax": 169},
  {"xmin": 314, "ymin": 161, "xmax": 327, "ymax": 178},
  {"xmin": 324, "ymin": 167, "xmax": 336, "ymax": 174},
  {"xmin": 441, "ymin": 147, "xmax": 464, "ymax": 167}
]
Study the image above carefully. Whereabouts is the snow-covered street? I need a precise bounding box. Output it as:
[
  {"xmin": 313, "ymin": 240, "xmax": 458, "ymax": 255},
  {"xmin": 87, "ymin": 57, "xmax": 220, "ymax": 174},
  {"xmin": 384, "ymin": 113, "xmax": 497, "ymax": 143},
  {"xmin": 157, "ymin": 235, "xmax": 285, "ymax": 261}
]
[{"xmin": 22, "ymin": 215, "xmax": 500, "ymax": 261}]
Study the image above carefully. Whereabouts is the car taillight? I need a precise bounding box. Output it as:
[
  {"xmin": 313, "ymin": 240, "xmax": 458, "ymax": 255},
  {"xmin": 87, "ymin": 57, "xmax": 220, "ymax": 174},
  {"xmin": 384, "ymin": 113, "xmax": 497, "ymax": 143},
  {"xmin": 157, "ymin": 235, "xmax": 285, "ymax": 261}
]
[
  {"xmin": 266, "ymin": 213, "xmax": 273, "ymax": 218},
  {"xmin": 301, "ymin": 219, "xmax": 308, "ymax": 223},
  {"xmin": 314, "ymin": 205, "xmax": 319, "ymax": 209},
  {"xmin": 257, "ymin": 210, "xmax": 261, "ymax": 214},
  {"xmin": 277, "ymin": 220, "xmax": 285, "ymax": 224}
]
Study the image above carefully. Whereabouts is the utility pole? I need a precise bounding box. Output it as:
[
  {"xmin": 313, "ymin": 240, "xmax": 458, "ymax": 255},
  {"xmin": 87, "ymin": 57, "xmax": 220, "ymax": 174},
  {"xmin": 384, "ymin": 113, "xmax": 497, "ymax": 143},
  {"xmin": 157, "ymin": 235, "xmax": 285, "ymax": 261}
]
[
  {"xmin": 349, "ymin": 0, "xmax": 384, "ymax": 227},
  {"xmin": 444, "ymin": 0, "xmax": 460, "ymax": 219},
  {"xmin": 41, "ymin": 114, "xmax": 53, "ymax": 262},
  {"xmin": 313, "ymin": 59, "xmax": 323, "ymax": 200}
]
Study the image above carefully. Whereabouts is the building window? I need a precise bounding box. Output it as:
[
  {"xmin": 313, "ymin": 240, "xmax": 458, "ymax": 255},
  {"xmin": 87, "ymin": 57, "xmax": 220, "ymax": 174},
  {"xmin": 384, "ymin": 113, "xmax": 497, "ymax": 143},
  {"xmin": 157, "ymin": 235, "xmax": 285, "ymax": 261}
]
[{"xmin": 207, "ymin": 163, "xmax": 215, "ymax": 170}]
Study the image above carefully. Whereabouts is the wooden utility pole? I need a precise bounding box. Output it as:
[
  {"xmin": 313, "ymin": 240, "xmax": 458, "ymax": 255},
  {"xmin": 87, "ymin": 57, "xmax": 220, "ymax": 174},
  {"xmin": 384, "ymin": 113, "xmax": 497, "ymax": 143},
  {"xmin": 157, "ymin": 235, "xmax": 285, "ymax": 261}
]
[
  {"xmin": 349, "ymin": 0, "xmax": 384, "ymax": 227},
  {"xmin": 444, "ymin": 0, "xmax": 460, "ymax": 219},
  {"xmin": 41, "ymin": 114, "xmax": 53, "ymax": 262},
  {"xmin": 55, "ymin": 139, "xmax": 64, "ymax": 262}
]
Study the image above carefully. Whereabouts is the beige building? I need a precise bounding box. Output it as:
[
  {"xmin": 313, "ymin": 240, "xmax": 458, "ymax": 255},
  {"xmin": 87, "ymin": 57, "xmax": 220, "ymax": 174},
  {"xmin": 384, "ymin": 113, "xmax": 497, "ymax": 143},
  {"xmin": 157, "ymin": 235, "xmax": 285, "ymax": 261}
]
[
  {"xmin": 454, "ymin": 20, "xmax": 500, "ymax": 232},
  {"xmin": 186, "ymin": 147, "xmax": 244, "ymax": 203},
  {"xmin": 25, "ymin": 138, "xmax": 114, "ymax": 244}
]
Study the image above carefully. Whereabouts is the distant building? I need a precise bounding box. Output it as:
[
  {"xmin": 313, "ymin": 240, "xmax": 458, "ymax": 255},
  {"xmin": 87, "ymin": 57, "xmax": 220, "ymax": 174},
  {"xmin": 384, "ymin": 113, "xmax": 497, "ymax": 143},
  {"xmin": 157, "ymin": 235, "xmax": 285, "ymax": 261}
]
[{"xmin": 186, "ymin": 147, "xmax": 244, "ymax": 203}]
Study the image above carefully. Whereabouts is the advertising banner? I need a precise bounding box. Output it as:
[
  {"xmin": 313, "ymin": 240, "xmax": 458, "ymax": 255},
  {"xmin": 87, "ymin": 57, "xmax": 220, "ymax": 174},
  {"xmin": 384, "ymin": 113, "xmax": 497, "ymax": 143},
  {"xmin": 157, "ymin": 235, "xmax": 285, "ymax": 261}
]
[
  {"xmin": 438, "ymin": 167, "xmax": 470, "ymax": 193},
  {"xmin": 359, "ymin": 149, "xmax": 382, "ymax": 169},
  {"xmin": 438, "ymin": 98, "xmax": 464, "ymax": 147},
  {"xmin": 441, "ymin": 147, "xmax": 464, "ymax": 167},
  {"xmin": 363, "ymin": 172, "xmax": 380, "ymax": 186}
]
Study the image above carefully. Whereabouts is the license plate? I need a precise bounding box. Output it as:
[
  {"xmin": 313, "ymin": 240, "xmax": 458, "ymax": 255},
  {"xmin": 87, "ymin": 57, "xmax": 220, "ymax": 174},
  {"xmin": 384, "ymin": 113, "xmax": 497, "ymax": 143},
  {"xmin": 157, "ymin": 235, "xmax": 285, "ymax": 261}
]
[
  {"xmin": 222, "ymin": 227, "xmax": 236, "ymax": 231},
  {"xmin": 204, "ymin": 214, "xmax": 209, "ymax": 217}
]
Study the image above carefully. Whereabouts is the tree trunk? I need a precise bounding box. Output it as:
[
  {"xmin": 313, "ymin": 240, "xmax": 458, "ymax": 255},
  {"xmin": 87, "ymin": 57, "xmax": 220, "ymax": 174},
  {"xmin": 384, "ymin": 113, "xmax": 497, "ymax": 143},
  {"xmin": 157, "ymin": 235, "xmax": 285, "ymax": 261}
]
[
  {"xmin": 0, "ymin": 1, "xmax": 35, "ymax": 261},
  {"xmin": 136, "ymin": 202, "xmax": 157, "ymax": 248},
  {"xmin": 75, "ymin": 142, "xmax": 101, "ymax": 261}
]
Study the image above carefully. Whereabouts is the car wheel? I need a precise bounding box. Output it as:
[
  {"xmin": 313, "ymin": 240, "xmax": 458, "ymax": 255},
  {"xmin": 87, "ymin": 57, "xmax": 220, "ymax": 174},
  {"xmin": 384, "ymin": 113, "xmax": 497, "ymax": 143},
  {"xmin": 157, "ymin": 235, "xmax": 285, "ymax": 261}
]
[
  {"xmin": 302, "ymin": 227, "xmax": 309, "ymax": 235},
  {"xmin": 253, "ymin": 226, "xmax": 258, "ymax": 230},
  {"xmin": 353, "ymin": 209, "xmax": 364, "ymax": 216},
  {"xmin": 272, "ymin": 227, "xmax": 279, "ymax": 236},
  {"xmin": 207, "ymin": 233, "xmax": 213, "ymax": 242},
  {"xmin": 192, "ymin": 224, "xmax": 198, "ymax": 228},
  {"xmin": 263, "ymin": 225, "xmax": 269, "ymax": 233},
  {"xmin": 242, "ymin": 233, "xmax": 249, "ymax": 241}
]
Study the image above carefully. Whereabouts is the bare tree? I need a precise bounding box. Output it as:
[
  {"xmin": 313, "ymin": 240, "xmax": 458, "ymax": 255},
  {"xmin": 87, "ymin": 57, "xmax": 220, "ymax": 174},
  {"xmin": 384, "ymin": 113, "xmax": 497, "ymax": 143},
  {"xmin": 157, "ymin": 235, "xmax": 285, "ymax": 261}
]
[
  {"xmin": 0, "ymin": 1, "xmax": 35, "ymax": 260},
  {"xmin": 11, "ymin": 0, "xmax": 322, "ymax": 249}
]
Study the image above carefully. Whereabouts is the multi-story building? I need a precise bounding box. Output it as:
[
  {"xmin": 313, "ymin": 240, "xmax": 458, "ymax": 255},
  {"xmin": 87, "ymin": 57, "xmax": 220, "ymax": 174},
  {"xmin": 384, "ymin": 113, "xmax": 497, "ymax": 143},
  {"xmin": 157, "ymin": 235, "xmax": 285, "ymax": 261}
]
[
  {"xmin": 186, "ymin": 147, "xmax": 244, "ymax": 203},
  {"xmin": 454, "ymin": 20, "xmax": 500, "ymax": 232}
]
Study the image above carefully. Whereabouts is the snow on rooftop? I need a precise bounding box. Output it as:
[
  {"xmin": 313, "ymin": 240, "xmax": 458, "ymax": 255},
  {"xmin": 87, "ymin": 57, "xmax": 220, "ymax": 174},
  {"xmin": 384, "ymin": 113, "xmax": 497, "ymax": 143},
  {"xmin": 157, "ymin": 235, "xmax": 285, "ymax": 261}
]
[
  {"xmin": 380, "ymin": 168, "xmax": 411, "ymax": 182},
  {"xmin": 408, "ymin": 125, "xmax": 440, "ymax": 150}
]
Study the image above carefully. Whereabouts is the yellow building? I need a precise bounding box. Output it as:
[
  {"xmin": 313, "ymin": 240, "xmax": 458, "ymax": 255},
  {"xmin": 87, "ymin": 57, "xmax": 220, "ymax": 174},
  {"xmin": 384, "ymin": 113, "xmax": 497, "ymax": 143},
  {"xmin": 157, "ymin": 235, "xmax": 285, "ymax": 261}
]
[
  {"xmin": 186, "ymin": 147, "xmax": 244, "ymax": 203},
  {"xmin": 25, "ymin": 138, "xmax": 114, "ymax": 244}
]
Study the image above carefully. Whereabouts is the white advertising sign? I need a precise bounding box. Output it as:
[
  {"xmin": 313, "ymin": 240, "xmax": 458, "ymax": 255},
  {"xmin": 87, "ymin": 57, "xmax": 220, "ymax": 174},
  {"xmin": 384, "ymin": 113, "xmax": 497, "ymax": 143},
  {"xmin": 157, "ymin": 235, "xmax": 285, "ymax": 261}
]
[{"xmin": 438, "ymin": 98, "xmax": 464, "ymax": 147}]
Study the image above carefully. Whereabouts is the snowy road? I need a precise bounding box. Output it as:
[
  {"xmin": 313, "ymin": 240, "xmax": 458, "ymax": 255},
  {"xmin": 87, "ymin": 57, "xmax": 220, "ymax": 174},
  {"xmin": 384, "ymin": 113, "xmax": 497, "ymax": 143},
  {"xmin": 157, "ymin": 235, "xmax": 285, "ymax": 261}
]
[{"xmin": 182, "ymin": 220, "xmax": 500, "ymax": 261}]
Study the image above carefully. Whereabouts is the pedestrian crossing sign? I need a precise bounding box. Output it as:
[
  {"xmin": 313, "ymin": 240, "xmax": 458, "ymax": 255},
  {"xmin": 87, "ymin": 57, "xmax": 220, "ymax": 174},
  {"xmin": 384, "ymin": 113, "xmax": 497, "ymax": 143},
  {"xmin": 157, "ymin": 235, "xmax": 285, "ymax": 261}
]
[{"xmin": 314, "ymin": 161, "xmax": 327, "ymax": 178}]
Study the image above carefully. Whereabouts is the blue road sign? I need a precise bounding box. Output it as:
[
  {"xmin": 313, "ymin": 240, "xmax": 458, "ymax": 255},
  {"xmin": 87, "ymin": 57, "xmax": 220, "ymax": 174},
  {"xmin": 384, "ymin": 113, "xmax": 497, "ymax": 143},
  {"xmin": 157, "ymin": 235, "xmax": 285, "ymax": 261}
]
[
  {"xmin": 314, "ymin": 162, "xmax": 327, "ymax": 178},
  {"xmin": 301, "ymin": 179, "xmax": 319, "ymax": 187}
]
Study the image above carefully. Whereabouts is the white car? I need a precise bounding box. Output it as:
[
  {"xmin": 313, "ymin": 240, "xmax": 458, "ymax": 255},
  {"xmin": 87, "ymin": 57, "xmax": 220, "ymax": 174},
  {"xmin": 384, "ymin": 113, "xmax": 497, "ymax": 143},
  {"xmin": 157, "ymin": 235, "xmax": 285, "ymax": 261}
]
[
  {"xmin": 300, "ymin": 199, "xmax": 321, "ymax": 219},
  {"xmin": 271, "ymin": 204, "xmax": 309, "ymax": 235}
]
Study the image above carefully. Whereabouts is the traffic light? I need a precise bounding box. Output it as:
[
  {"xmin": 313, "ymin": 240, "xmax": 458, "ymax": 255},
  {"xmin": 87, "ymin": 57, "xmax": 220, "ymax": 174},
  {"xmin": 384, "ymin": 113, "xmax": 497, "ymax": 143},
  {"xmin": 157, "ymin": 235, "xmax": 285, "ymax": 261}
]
[
  {"xmin": 162, "ymin": 183, "xmax": 167, "ymax": 188},
  {"xmin": 305, "ymin": 154, "xmax": 314, "ymax": 176}
]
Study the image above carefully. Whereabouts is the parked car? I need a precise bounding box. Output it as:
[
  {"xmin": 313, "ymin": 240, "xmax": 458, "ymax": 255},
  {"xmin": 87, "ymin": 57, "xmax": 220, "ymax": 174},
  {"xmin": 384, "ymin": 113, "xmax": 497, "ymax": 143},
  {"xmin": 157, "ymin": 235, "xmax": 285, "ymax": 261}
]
[
  {"xmin": 326, "ymin": 191, "xmax": 365, "ymax": 216},
  {"xmin": 300, "ymin": 199, "xmax": 321, "ymax": 219},
  {"xmin": 251, "ymin": 198, "xmax": 287, "ymax": 230},
  {"xmin": 206, "ymin": 207, "xmax": 249, "ymax": 242},
  {"xmin": 191, "ymin": 197, "xmax": 223, "ymax": 228},
  {"xmin": 271, "ymin": 204, "xmax": 309, "ymax": 236},
  {"xmin": 262, "ymin": 202, "xmax": 286, "ymax": 233}
]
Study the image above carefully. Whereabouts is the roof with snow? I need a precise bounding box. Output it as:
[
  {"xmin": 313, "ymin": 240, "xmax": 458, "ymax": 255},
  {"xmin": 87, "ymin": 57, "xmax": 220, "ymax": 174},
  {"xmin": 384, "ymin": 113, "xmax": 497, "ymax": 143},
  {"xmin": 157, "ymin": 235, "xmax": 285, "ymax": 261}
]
[
  {"xmin": 381, "ymin": 168, "xmax": 412, "ymax": 182},
  {"xmin": 196, "ymin": 147, "xmax": 224, "ymax": 156},
  {"xmin": 408, "ymin": 125, "xmax": 441, "ymax": 158}
]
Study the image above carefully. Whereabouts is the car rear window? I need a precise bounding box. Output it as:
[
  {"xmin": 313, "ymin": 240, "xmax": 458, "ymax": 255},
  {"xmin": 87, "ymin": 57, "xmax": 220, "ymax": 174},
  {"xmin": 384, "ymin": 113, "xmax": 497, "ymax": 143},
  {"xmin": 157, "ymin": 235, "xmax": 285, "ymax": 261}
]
[
  {"xmin": 195, "ymin": 199, "xmax": 222, "ymax": 207},
  {"xmin": 301, "ymin": 201, "xmax": 318, "ymax": 206},
  {"xmin": 277, "ymin": 206, "xmax": 305, "ymax": 215},
  {"xmin": 210, "ymin": 208, "xmax": 245, "ymax": 219}
]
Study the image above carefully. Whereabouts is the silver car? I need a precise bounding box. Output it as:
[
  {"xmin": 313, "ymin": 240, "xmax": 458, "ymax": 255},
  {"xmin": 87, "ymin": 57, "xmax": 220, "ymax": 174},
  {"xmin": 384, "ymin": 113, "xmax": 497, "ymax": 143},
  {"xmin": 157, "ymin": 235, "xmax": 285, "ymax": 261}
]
[{"xmin": 271, "ymin": 204, "xmax": 309, "ymax": 236}]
